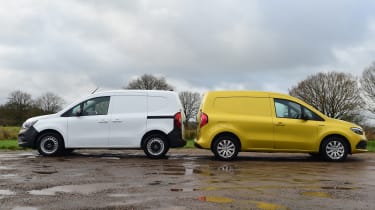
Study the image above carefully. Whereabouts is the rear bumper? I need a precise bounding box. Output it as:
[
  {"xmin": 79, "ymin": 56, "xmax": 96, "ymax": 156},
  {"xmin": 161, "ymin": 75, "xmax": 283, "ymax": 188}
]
[
  {"xmin": 18, "ymin": 126, "xmax": 39, "ymax": 148},
  {"xmin": 167, "ymin": 127, "xmax": 186, "ymax": 148}
]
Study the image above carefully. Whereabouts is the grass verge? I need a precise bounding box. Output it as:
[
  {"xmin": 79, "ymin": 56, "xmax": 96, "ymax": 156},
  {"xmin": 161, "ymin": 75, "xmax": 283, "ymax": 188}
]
[
  {"xmin": 0, "ymin": 139, "xmax": 22, "ymax": 150},
  {"xmin": 184, "ymin": 139, "xmax": 195, "ymax": 148},
  {"xmin": 368, "ymin": 140, "xmax": 375, "ymax": 152}
]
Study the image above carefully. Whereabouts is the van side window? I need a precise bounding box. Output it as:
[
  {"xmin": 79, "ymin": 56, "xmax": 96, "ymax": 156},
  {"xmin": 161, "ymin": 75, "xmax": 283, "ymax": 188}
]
[
  {"xmin": 274, "ymin": 99, "xmax": 323, "ymax": 121},
  {"xmin": 62, "ymin": 96, "xmax": 110, "ymax": 117}
]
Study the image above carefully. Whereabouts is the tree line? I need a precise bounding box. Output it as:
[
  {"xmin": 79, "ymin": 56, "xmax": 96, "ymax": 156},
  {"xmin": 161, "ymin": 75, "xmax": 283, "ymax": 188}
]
[
  {"xmin": 2, "ymin": 63, "xmax": 375, "ymax": 135},
  {"xmin": 0, "ymin": 91, "xmax": 65, "ymax": 125}
]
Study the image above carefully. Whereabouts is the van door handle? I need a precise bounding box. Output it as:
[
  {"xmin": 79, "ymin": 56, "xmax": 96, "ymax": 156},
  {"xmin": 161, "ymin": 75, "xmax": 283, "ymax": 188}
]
[
  {"xmin": 98, "ymin": 120, "xmax": 109, "ymax": 124},
  {"xmin": 112, "ymin": 119, "xmax": 123, "ymax": 123},
  {"xmin": 275, "ymin": 122, "xmax": 285, "ymax": 126}
]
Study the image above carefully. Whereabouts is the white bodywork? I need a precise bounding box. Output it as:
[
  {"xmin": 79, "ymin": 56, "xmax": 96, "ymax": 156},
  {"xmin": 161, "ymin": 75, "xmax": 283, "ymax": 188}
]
[{"xmin": 28, "ymin": 90, "xmax": 182, "ymax": 148}]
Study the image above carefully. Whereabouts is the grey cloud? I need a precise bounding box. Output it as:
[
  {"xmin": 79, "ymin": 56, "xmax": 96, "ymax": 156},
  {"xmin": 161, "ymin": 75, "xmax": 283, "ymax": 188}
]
[{"xmin": 1, "ymin": 0, "xmax": 375, "ymax": 104}]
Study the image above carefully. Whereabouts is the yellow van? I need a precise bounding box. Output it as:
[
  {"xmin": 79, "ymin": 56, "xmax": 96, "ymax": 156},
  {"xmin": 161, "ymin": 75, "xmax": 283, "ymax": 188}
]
[{"xmin": 195, "ymin": 91, "xmax": 367, "ymax": 161}]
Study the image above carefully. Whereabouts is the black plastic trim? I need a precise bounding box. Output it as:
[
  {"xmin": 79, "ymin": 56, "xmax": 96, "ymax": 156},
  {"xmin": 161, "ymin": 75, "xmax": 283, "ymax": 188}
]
[
  {"xmin": 356, "ymin": 140, "xmax": 367, "ymax": 149},
  {"xmin": 147, "ymin": 115, "xmax": 174, "ymax": 119},
  {"xmin": 18, "ymin": 126, "xmax": 39, "ymax": 149}
]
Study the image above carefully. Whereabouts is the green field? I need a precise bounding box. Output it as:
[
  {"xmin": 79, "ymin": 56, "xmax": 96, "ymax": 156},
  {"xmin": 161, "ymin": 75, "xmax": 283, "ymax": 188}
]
[
  {"xmin": 368, "ymin": 140, "xmax": 375, "ymax": 152},
  {"xmin": 0, "ymin": 140, "xmax": 22, "ymax": 150},
  {"xmin": 184, "ymin": 139, "xmax": 195, "ymax": 148}
]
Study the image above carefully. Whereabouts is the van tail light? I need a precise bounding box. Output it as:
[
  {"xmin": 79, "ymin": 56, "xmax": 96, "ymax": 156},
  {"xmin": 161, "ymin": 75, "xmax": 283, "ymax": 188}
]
[
  {"xmin": 174, "ymin": 112, "xmax": 182, "ymax": 128},
  {"xmin": 200, "ymin": 113, "xmax": 208, "ymax": 128}
]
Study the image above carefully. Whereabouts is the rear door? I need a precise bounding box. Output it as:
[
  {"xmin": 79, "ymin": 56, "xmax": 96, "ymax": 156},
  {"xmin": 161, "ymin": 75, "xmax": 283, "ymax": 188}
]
[{"xmin": 108, "ymin": 95, "xmax": 147, "ymax": 147}]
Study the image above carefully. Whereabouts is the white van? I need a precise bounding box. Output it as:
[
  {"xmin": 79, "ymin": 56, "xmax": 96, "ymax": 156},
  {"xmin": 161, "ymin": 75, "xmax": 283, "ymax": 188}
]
[{"xmin": 18, "ymin": 90, "xmax": 186, "ymax": 158}]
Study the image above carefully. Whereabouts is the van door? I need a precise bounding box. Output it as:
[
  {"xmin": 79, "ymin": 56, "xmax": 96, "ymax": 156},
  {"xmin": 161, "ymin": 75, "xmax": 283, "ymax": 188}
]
[
  {"xmin": 65, "ymin": 96, "xmax": 111, "ymax": 147},
  {"xmin": 272, "ymin": 99, "xmax": 319, "ymax": 151},
  {"xmin": 108, "ymin": 95, "xmax": 147, "ymax": 147}
]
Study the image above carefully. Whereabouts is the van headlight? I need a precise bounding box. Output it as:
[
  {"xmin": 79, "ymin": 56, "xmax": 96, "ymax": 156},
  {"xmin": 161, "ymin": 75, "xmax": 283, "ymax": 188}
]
[
  {"xmin": 351, "ymin": 127, "xmax": 363, "ymax": 135},
  {"xmin": 22, "ymin": 120, "xmax": 38, "ymax": 129}
]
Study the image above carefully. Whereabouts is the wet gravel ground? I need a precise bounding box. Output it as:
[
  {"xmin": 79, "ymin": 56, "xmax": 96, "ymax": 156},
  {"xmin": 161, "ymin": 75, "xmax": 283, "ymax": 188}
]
[{"xmin": 0, "ymin": 149, "xmax": 374, "ymax": 210}]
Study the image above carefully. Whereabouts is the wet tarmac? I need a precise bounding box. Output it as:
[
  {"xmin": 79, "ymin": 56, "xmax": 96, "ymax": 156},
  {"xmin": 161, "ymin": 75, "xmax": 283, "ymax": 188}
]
[{"xmin": 0, "ymin": 149, "xmax": 374, "ymax": 210}]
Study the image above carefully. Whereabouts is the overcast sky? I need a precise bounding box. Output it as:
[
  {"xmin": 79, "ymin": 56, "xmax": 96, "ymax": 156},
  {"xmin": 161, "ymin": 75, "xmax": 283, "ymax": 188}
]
[{"xmin": 1, "ymin": 0, "xmax": 375, "ymax": 105}]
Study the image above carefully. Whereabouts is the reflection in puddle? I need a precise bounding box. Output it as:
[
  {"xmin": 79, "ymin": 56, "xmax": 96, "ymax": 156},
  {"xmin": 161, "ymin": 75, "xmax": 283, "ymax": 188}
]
[
  {"xmin": 0, "ymin": 189, "xmax": 15, "ymax": 195},
  {"xmin": 12, "ymin": 207, "xmax": 38, "ymax": 210},
  {"xmin": 170, "ymin": 188, "xmax": 199, "ymax": 192},
  {"xmin": 32, "ymin": 170, "xmax": 58, "ymax": 175},
  {"xmin": 321, "ymin": 186, "xmax": 360, "ymax": 190},
  {"xmin": 108, "ymin": 193, "xmax": 130, "ymax": 197},
  {"xmin": 198, "ymin": 196, "xmax": 233, "ymax": 203},
  {"xmin": 251, "ymin": 201, "xmax": 289, "ymax": 210},
  {"xmin": 28, "ymin": 183, "xmax": 117, "ymax": 195},
  {"xmin": 0, "ymin": 174, "xmax": 18, "ymax": 179},
  {"xmin": 302, "ymin": 191, "xmax": 332, "ymax": 198}
]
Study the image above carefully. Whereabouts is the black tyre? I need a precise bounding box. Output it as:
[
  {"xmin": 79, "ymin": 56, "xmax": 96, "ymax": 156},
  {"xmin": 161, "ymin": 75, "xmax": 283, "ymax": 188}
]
[
  {"xmin": 143, "ymin": 134, "xmax": 169, "ymax": 159},
  {"xmin": 212, "ymin": 135, "xmax": 240, "ymax": 161},
  {"xmin": 321, "ymin": 136, "xmax": 348, "ymax": 162},
  {"xmin": 309, "ymin": 153, "xmax": 321, "ymax": 160},
  {"xmin": 64, "ymin": 149, "xmax": 75, "ymax": 155},
  {"xmin": 37, "ymin": 132, "xmax": 64, "ymax": 156}
]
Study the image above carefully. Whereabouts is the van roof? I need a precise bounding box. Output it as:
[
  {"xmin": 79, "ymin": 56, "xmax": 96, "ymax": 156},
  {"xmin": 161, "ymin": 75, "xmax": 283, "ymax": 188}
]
[
  {"xmin": 93, "ymin": 89, "xmax": 176, "ymax": 96},
  {"xmin": 204, "ymin": 90, "xmax": 291, "ymax": 98}
]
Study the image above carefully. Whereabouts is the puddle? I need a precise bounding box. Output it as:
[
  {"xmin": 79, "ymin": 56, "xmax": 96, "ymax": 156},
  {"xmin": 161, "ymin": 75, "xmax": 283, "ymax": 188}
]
[
  {"xmin": 28, "ymin": 183, "xmax": 117, "ymax": 195},
  {"xmin": 170, "ymin": 188, "xmax": 199, "ymax": 192},
  {"xmin": 0, "ymin": 166, "xmax": 13, "ymax": 170},
  {"xmin": 251, "ymin": 201, "xmax": 289, "ymax": 210},
  {"xmin": 12, "ymin": 207, "xmax": 38, "ymax": 210},
  {"xmin": 302, "ymin": 191, "xmax": 332, "ymax": 198},
  {"xmin": 108, "ymin": 193, "xmax": 130, "ymax": 197},
  {"xmin": 100, "ymin": 157, "xmax": 120, "ymax": 160},
  {"xmin": 149, "ymin": 181, "xmax": 162, "ymax": 186},
  {"xmin": 198, "ymin": 196, "xmax": 233, "ymax": 203},
  {"xmin": 0, "ymin": 189, "xmax": 15, "ymax": 195},
  {"xmin": 32, "ymin": 170, "xmax": 58, "ymax": 175},
  {"xmin": 0, "ymin": 174, "xmax": 18, "ymax": 179}
]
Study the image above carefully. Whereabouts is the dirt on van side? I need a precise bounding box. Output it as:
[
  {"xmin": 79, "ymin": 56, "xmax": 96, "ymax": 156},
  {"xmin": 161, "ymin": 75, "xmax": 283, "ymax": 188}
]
[{"xmin": 0, "ymin": 149, "xmax": 374, "ymax": 210}]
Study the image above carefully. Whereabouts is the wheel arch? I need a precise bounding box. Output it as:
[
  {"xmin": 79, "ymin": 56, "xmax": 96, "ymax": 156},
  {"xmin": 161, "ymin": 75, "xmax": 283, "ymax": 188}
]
[
  {"xmin": 35, "ymin": 129, "xmax": 65, "ymax": 149},
  {"xmin": 211, "ymin": 132, "xmax": 242, "ymax": 151},
  {"xmin": 320, "ymin": 134, "xmax": 351, "ymax": 154},
  {"xmin": 141, "ymin": 130, "xmax": 168, "ymax": 148}
]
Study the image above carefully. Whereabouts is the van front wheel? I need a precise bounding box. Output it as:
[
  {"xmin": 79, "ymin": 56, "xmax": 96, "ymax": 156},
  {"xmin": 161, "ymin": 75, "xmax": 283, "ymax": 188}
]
[
  {"xmin": 37, "ymin": 132, "xmax": 64, "ymax": 156},
  {"xmin": 143, "ymin": 134, "xmax": 169, "ymax": 159},
  {"xmin": 321, "ymin": 137, "xmax": 348, "ymax": 162},
  {"xmin": 213, "ymin": 136, "xmax": 239, "ymax": 161}
]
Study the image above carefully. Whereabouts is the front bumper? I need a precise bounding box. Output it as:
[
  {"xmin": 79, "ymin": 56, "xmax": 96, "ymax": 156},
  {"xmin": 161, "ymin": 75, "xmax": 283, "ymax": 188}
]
[{"xmin": 18, "ymin": 126, "xmax": 39, "ymax": 148}]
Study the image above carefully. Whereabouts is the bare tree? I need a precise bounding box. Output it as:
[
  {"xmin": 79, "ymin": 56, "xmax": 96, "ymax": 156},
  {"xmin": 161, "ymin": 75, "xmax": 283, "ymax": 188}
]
[
  {"xmin": 125, "ymin": 74, "xmax": 174, "ymax": 90},
  {"xmin": 5, "ymin": 90, "xmax": 34, "ymax": 125},
  {"xmin": 361, "ymin": 62, "xmax": 375, "ymax": 114},
  {"xmin": 35, "ymin": 92, "xmax": 65, "ymax": 113},
  {"xmin": 179, "ymin": 91, "xmax": 201, "ymax": 122},
  {"xmin": 289, "ymin": 72, "xmax": 363, "ymax": 122}
]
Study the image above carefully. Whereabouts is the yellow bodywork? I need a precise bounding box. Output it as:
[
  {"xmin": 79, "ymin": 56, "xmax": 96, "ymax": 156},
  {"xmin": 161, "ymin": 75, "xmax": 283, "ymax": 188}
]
[{"xmin": 195, "ymin": 91, "xmax": 367, "ymax": 154}]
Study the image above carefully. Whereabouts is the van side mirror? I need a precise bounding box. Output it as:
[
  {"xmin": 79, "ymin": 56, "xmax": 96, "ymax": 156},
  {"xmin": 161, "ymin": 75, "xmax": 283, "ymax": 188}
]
[
  {"xmin": 301, "ymin": 112, "xmax": 309, "ymax": 121},
  {"xmin": 75, "ymin": 107, "xmax": 83, "ymax": 117}
]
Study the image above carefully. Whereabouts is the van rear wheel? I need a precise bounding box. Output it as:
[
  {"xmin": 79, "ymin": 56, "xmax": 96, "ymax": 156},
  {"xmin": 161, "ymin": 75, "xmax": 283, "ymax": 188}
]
[
  {"xmin": 143, "ymin": 134, "xmax": 169, "ymax": 159},
  {"xmin": 212, "ymin": 135, "xmax": 239, "ymax": 161}
]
